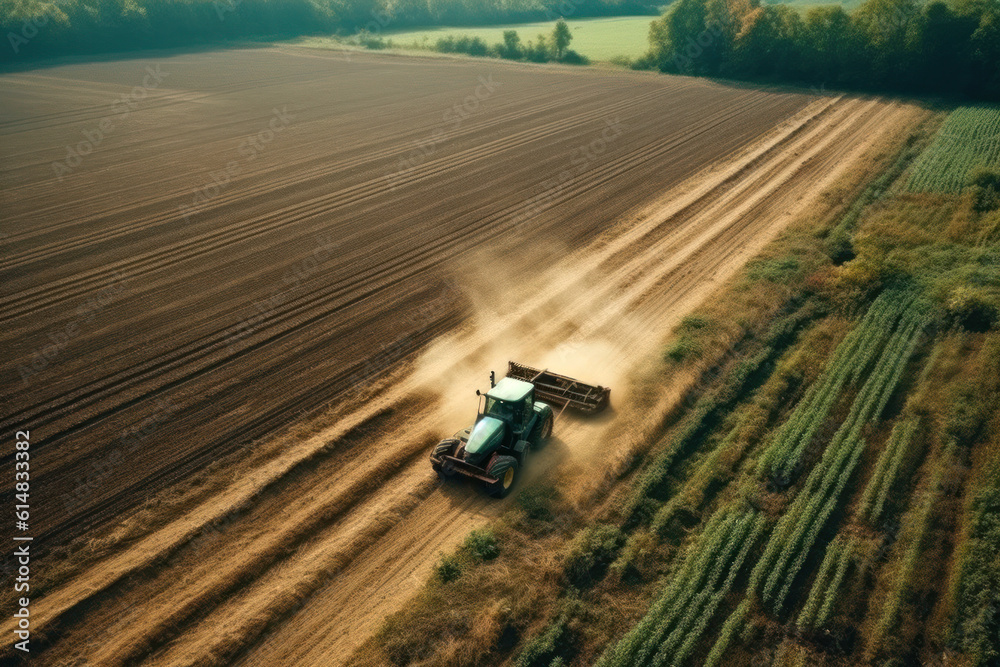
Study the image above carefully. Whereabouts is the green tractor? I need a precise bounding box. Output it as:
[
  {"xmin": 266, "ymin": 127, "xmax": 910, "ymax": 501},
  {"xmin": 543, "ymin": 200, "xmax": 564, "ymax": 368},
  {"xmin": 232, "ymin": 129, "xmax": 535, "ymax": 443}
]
[{"xmin": 430, "ymin": 361, "xmax": 611, "ymax": 497}]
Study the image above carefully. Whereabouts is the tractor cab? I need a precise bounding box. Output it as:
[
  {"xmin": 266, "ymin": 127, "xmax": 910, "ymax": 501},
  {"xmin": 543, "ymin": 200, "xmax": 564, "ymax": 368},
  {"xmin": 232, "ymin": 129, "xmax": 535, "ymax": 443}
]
[{"xmin": 478, "ymin": 376, "xmax": 535, "ymax": 440}]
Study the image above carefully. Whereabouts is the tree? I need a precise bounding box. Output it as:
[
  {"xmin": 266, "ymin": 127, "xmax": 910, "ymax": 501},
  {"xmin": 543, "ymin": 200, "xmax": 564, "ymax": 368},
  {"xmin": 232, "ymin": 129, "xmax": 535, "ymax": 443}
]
[
  {"xmin": 498, "ymin": 29, "xmax": 522, "ymax": 59},
  {"xmin": 851, "ymin": 0, "xmax": 922, "ymax": 87},
  {"xmin": 802, "ymin": 6, "xmax": 857, "ymax": 84},
  {"xmin": 526, "ymin": 33, "xmax": 550, "ymax": 62},
  {"xmin": 552, "ymin": 18, "xmax": 572, "ymax": 60}
]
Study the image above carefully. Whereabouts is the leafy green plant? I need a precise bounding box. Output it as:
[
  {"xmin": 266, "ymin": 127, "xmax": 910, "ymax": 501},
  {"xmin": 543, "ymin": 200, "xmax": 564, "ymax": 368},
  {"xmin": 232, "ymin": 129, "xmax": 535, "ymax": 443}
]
[
  {"xmin": 597, "ymin": 511, "xmax": 766, "ymax": 667},
  {"xmin": 858, "ymin": 416, "xmax": 921, "ymax": 522},
  {"xmin": 664, "ymin": 334, "xmax": 701, "ymax": 363},
  {"xmin": 757, "ymin": 290, "xmax": 917, "ymax": 484},
  {"xmin": 704, "ymin": 599, "xmax": 753, "ymax": 667},
  {"xmin": 563, "ymin": 525, "xmax": 623, "ymax": 588},
  {"xmin": 516, "ymin": 601, "xmax": 581, "ymax": 667},
  {"xmin": 463, "ymin": 528, "xmax": 499, "ymax": 562},
  {"xmin": 435, "ymin": 554, "xmax": 462, "ymax": 583}
]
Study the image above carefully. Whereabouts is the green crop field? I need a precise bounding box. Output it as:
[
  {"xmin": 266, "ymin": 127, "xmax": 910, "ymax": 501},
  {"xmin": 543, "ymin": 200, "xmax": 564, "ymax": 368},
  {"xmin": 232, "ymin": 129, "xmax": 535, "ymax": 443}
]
[
  {"xmin": 907, "ymin": 106, "xmax": 1000, "ymax": 193},
  {"xmin": 381, "ymin": 16, "xmax": 655, "ymax": 61}
]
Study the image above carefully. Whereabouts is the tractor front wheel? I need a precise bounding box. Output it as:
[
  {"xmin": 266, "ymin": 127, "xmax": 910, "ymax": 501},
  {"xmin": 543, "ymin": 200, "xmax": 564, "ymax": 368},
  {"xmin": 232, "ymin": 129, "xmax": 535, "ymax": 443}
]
[
  {"xmin": 487, "ymin": 455, "xmax": 519, "ymax": 498},
  {"xmin": 535, "ymin": 413, "xmax": 553, "ymax": 447},
  {"xmin": 432, "ymin": 438, "xmax": 460, "ymax": 479}
]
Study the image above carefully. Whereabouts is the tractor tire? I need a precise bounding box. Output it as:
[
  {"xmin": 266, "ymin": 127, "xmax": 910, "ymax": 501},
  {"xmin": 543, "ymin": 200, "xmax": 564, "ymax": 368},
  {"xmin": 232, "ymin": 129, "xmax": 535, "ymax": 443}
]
[
  {"xmin": 431, "ymin": 438, "xmax": 460, "ymax": 478},
  {"xmin": 535, "ymin": 413, "xmax": 553, "ymax": 447},
  {"xmin": 517, "ymin": 443, "xmax": 531, "ymax": 468},
  {"xmin": 486, "ymin": 455, "xmax": 519, "ymax": 498}
]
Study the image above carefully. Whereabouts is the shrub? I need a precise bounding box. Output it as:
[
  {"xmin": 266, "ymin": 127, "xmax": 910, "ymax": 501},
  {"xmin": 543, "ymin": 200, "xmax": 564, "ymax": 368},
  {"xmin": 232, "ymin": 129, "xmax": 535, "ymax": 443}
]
[
  {"xmin": 945, "ymin": 285, "xmax": 998, "ymax": 331},
  {"xmin": 560, "ymin": 49, "xmax": 589, "ymax": 65},
  {"xmin": 435, "ymin": 553, "xmax": 462, "ymax": 583},
  {"xmin": 516, "ymin": 601, "xmax": 581, "ymax": 667},
  {"xmin": 967, "ymin": 166, "xmax": 1000, "ymax": 212},
  {"xmin": 463, "ymin": 528, "xmax": 499, "ymax": 562},
  {"xmin": 562, "ymin": 524, "xmax": 623, "ymax": 588},
  {"xmin": 436, "ymin": 35, "xmax": 456, "ymax": 53},
  {"xmin": 665, "ymin": 334, "xmax": 701, "ymax": 363},
  {"xmin": 467, "ymin": 37, "xmax": 489, "ymax": 57},
  {"xmin": 516, "ymin": 484, "xmax": 559, "ymax": 521},
  {"xmin": 525, "ymin": 35, "xmax": 551, "ymax": 63},
  {"xmin": 497, "ymin": 29, "xmax": 523, "ymax": 60},
  {"xmin": 826, "ymin": 228, "xmax": 855, "ymax": 265}
]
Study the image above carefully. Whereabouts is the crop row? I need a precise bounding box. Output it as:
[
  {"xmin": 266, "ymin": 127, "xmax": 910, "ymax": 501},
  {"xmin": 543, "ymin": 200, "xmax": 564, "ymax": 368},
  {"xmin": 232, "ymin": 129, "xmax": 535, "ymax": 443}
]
[
  {"xmin": 703, "ymin": 598, "xmax": 753, "ymax": 667},
  {"xmin": 869, "ymin": 456, "xmax": 945, "ymax": 654},
  {"xmin": 620, "ymin": 305, "xmax": 816, "ymax": 525},
  {"xmin": 857, "ymin": 416, "xmax": 921, "ymax": 523},
  {"xmin": 596, "ymin": 509, "xmax": 766, "ymax": 667},
  {"xmin": 951, "ymin": 453, "xmax": 1000, "ymax": 664},
  {"xmin": 750, "ymin": 302, "xmax": 928, "ymax": 613},
  {"xmin": 906, "ymin": 105, "xmax": 1000, "ymax": 194},
  {"xmin": 649, "ymin": 428, "xmax": 740, "ymax": 536},
  {"xmin": 757, "ymin": 290, "xmax": 915, "ymax": 484},
  {"xmin": 796, "ymin": 535, "xmax": 855, "ymax": 631}
]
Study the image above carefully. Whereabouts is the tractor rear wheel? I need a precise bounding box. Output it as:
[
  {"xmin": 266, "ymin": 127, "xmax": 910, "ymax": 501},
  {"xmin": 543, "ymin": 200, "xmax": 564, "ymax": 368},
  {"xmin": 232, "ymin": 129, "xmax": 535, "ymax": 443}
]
[{"xmin": 486, "ymin": 455, "xmax": 519, "ymax": 498}]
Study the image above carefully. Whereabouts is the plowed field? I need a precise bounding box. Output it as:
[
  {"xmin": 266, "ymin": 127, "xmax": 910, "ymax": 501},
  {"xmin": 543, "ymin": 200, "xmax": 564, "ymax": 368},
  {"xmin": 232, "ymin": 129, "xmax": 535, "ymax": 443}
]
[{"xmin": 0, "ymin": 47, "xmax": 919, "ymax": 665}]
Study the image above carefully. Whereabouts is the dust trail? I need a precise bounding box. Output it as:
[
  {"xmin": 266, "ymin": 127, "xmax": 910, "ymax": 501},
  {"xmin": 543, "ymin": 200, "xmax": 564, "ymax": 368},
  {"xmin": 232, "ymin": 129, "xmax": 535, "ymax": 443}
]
[{"xmin": 406, "ymin": 96, "xmax": 852, "ymax": 417}]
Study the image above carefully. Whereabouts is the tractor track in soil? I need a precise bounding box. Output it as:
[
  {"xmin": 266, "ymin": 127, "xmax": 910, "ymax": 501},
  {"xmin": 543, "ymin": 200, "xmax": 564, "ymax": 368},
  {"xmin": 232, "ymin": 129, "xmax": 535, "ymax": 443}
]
[
  {"xmin": 0, "ymin": 46, "xmax": 924, "ymax": 665},
  {"xmin": 1, "ymin": 47, "xmax": 810, "ymax": 551}
]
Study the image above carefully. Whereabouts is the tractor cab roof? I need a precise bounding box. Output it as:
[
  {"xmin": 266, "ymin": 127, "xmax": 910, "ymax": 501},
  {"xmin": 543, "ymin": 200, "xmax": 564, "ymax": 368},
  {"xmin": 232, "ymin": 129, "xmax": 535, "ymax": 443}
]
[{"xmin": 486, "ymin": 377, "xmax": 533, "ymax": 402}]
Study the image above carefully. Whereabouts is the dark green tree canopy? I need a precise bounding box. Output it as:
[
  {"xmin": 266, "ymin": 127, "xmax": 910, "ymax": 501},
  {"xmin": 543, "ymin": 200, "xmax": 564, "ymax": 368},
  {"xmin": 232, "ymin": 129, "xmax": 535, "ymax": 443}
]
[{"xmin": 643, "ymin": 0, "xmax": 1000, "ymax": 100}]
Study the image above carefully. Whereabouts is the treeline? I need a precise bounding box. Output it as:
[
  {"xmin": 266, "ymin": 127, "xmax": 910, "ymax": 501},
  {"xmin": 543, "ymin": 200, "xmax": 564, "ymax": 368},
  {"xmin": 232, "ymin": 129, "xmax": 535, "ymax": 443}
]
[
  {"xmin": 642, "ymin": 0, "xmax": 1000, "ymax": 100},
  {"xmin": 0, "ymin": 0, "xmax": 657, "ymax": 64},
  {"xmin": 364, "ymin": 21, "xmax": 588, "ymax": 64},
  {"xmin": 434, "ymin": 29, "xmax": 589, "ymax": 64}
]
